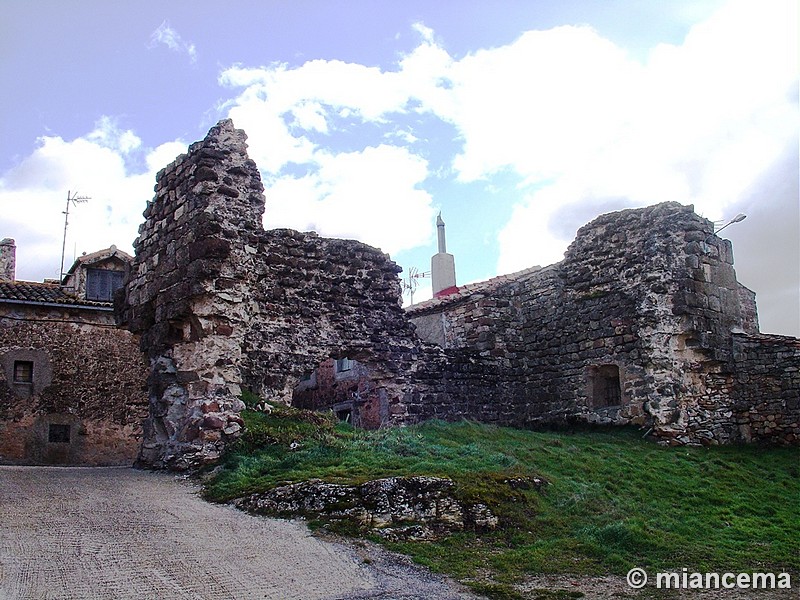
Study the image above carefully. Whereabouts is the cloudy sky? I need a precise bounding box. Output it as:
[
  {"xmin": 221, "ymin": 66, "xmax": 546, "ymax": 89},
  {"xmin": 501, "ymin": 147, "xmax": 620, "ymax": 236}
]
[{"xmin": 1, "ymin": 0, "xmax": 797, "ymax": 335}]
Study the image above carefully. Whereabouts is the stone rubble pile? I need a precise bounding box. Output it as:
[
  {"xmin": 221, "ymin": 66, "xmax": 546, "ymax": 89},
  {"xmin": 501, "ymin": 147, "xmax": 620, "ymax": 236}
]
[{"xmin": 235, "ymin": 476, "xmax": 500, "ymax": 541}]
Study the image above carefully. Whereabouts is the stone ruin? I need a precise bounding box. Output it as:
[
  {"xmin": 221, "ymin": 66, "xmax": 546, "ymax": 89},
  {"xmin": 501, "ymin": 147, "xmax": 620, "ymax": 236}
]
[
  {"xmin": 118, "ymin": 120, "xmax": 423, "ymax": 469},
  {"xmin": 118, "ymin": 119, "xmax": 799, "ymax": 470},
  {"xmin": 407, "ymin": 204, "xmax": 799, "ymax": 446}
]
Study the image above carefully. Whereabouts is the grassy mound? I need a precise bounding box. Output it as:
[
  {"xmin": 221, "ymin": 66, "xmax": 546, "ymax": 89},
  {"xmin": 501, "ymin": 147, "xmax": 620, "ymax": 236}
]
[{"xmin": 204, "ymin": 402, "xmax": 799, "ymax": 594}]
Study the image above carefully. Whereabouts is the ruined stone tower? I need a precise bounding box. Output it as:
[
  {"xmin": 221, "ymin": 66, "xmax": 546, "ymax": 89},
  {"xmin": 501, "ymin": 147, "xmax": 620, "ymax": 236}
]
[
  {"xmin": 119, "ymin": 120, "xmax": 265, "ymax": 468},
  {"xmin": 120, "ymin": 120, "xmax": 425, "ymax": 469}
]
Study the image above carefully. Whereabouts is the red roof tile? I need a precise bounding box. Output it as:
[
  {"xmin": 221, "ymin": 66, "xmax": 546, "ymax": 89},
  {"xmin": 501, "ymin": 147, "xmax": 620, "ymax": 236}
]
[
  {"xmin": 406, "ymin": 265, "xmax": 550, "ymax": 315},
  {"xmin": 0, "ymin": 281, "xmax": 113, "ymax": 308}
]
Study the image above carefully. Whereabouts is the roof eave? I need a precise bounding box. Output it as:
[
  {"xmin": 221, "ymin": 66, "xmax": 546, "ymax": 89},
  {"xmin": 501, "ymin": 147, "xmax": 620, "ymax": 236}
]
[{"xmin": 0, "ymin": 298, "xmax": 114, "ymax": 311}]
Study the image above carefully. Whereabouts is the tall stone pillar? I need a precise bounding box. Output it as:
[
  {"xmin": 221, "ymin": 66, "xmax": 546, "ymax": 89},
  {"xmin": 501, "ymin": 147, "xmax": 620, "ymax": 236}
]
[{"xmin": 119, "ymin": 119, "xmax": 265, "ymax": 470}]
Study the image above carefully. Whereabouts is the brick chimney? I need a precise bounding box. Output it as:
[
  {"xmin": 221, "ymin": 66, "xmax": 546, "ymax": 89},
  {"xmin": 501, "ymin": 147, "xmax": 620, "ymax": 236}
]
[{"xmin": 0, "ymin": 238, "xmax": 16, "ymax": 281}]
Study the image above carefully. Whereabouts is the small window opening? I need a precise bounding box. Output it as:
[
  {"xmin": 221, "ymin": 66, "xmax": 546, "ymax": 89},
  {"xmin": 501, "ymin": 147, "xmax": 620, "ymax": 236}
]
[
  {"xmin": 13, "ymin": 361, "xmax": 33, "ymax": 384},
  {"xmin": 590, "ymin": 364, "xmax": 622, "ymax": 408},
  {"xmin": 335, "ymin": 358, "xmax": 353, "ymax": 373},
  {"xmin": 166, "ymin": 320, "xmax": 185, "ymax": 343},
  {"xmin": 48, "ymin": 424, "xmax": 71, "ymax": 444}
]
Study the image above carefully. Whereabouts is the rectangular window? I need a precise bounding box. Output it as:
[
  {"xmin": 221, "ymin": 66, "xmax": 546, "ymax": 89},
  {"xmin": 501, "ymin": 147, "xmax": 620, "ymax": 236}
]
[
  {"xmin": 13, "ymin": 360, "xmax": 33, "ymax": 383},
  {"xmin": 335, "ymin": 358, "xmax": 353, "ymax": 373},
  {"xmin": 602, "ymin": 374, "xmax": 622, "ymax": 406},
  {"xmin": 86, "ymin": 268, "xmax": 125, "ymax": 302},
  {"xmin": 48, "ymin": 424, "xmax": 71, "ymax": 444},
  {"xmin": 589, "ymin": 364, "xmax": 622, "ymax": 408}
]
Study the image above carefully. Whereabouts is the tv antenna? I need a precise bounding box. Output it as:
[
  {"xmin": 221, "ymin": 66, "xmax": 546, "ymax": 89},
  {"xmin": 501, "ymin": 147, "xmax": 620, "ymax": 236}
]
[
  {"xmin": 402, "ymin": 266, "xmax": 430, "ymax": 305},
  {"xmin": 60, "ymin": 190, "xmax": 90, "ymax": 283}
]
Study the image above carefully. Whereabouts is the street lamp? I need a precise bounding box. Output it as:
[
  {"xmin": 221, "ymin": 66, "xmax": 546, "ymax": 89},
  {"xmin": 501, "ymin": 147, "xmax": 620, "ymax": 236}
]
[{"xmin": 715, "ymin": 213, "xmax": 746, "ymax": 235}]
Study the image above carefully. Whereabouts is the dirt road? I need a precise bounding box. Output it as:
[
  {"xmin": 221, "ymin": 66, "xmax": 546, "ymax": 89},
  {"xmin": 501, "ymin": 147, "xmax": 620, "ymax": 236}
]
[{"xmin": 0, "ymin": 466, "xmax": 478, "ymax": 600}]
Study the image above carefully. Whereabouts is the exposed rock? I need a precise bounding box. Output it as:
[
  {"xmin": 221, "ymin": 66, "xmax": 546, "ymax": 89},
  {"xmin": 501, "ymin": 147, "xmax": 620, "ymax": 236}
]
[
  {"xmin": 502, "ymin": 476, "xmax": 549, "ymax": 492},
  {"xmin": 235, "ymin": 476, "xmax": 499, "ymax": 541}
]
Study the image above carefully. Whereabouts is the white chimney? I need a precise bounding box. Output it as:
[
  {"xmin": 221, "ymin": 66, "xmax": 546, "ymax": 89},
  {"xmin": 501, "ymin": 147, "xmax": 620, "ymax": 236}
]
[{"xmin": 431, "ymin": 214, "xmax": 456, "ymax": 297}]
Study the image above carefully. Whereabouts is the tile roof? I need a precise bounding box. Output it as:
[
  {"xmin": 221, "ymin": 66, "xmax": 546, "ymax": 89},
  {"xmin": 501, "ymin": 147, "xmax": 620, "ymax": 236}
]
[
  {"xmin": 0, "ymin": 281, "xmax": 113, "ymax": 308},
  {"xmin": 405, "ymin": 265, "xmax": 552, "ymax": 315}
]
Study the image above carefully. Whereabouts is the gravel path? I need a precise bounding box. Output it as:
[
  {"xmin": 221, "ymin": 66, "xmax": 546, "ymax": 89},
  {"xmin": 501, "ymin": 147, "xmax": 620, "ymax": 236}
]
[{"xmin": 0, "ymin": 466, "xmax": 479, "ymax": 600}]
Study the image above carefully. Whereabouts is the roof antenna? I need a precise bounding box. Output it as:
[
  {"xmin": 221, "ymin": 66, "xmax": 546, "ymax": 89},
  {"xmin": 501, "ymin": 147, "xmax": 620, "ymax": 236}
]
[
  {"xmin": 60, "ymin": 190, "xmax": 90, "ymax": 284},
  {"xmin": 402, "ymin": 266, "xmax": 430, "ymax": 305}
]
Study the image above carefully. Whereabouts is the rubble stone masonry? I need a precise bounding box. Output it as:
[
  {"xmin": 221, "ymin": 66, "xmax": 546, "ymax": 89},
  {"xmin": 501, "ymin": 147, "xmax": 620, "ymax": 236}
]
[
  {"xmin": 408, "ymin": 203, "xmax": 799, "ymax": 446},
  {"xmin": 0, "ymin": 306, "xmax": 147, "ymax": 465},
  {"xmin": 119, "ymin": 120, "xmax": 421, "ymax": 469},
  {"xmin": 120, "ymin": 120, "xmax": 798, "ymax": 469}
]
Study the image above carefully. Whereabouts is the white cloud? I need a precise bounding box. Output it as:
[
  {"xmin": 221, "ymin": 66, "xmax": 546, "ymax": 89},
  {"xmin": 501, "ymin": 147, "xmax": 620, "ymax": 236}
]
[
  {"xmin": 217, "ymin": 22, "xmax": 455, "ymax": 176},
  {"xmin": 217, "ymin": 33, "xmax": 446, "ymax": 254},
  {"xmin": 264, "ymin": 145, "xmax": 434, "ymax": 255},
  {"xmin": 218, "ymin": 58, "xmax": 415, "ymax": 174},
  {"xmin": 443, "ymin": 25, "xmax": 639, "ymax": 184},
  {"xmin": 215, "ymin": 2, "xmax": 796, "ymax": 335},
  {"xmin": 0, "ymin": 122, "xmax": 187, "ymax": 282},
  {"xmin": 86, "ymin": 116, "xmax": 142, "ymax": 155},
  {"xmin": 487, "ymin": 0, "xmax": 798, "ymax": 274},
  {"xmin": 146, "ymin": 140, "xmax": 190, "ymax": 172},
  {"xmin": 149, "ymin": 20, "xmax": 197, "ymax": 63},
  {"xmin": 4, "ymin": 1, "xmax": 793, "ymax": 334}
]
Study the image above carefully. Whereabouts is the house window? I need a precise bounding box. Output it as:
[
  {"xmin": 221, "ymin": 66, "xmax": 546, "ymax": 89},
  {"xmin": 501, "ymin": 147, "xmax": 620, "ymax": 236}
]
[
  {"xmin": 13, "ymin": 360, "xmax": 33, "ymax": 384},
  {"xmin": 85, "ymin": 268, "xmax": 125, "ymax": 302},
  {"xmin": 48, "ymin": 424, "xmax": 71, "ymax": 444},
  {"xmin": 335, "ymin": 358, "xmax": 353, "ymax": 373},
  {"xmin": 589, "ymin": 364, "xmax": 622, "ymax": 408}
]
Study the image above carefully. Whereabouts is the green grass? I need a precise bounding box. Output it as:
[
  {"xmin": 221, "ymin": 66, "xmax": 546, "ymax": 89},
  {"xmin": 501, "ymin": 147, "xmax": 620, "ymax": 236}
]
[{"xmin": 204, "ymin": 405, "xmax": 800, "ymax": 594}]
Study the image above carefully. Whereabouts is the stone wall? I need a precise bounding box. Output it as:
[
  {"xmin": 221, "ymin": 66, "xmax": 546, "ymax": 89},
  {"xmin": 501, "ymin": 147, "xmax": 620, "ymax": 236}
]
[
  {"xmin": 729, "ymin": 334, "xmax": 799, "ymax": 443},
  {"xmin": 0, "ymin": 306, "xmax": 147, "ymax": 465},
  {"xmin": 121, "ymin": 121, "xmax": 798, "ymax": 470},
  {"xmin": 120, "ymin": 120, "xmax": 422, "ymax": 469},
  {"xmin": 674, "ymin": 334, "xmax": 800, "ymax": 445},
  {"xmin": 242, "ymin": 228, "xmax": 420, "ymax": 419},
  {"xmin": 409, "ymin": 203, "xmax": 799, "ymax": 446}
]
